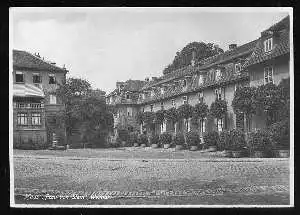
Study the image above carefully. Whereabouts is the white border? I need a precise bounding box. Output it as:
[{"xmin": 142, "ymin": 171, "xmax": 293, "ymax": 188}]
[{"xmin": 9, "ymin": 7, "xmax": 294, "ymax": 208}]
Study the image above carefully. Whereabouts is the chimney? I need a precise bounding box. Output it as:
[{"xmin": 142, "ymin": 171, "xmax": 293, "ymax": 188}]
[
  {"xmin": 191, "ymin": 49, "xmax": 196, "ymax": 66},
  {"xmin": 229, "ymin": 44, "xmax": 237, "ymax": 51},
  {"xmin": 145, "ymin": 77, "xmax": 150, "ymax": 82}
]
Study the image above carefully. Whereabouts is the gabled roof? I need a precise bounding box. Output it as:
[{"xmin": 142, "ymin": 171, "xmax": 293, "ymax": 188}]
[
  {"xmin": 244, "ymin": 16, "xmax": 290, "ymax": 67},
  {"xmin": 140, "ymin": 39, "xmax": 257, "ymax": 91},
  {"xmin": 106, "ymin": 79, "xmax": 147, "ymax": 97},
  {"xmin": 13, "ymin": 83, "xmax": 45, "ymax": 98},
  {"xmin": 13, "ymin": 50, "xmax": 68, "ymax": 73}
]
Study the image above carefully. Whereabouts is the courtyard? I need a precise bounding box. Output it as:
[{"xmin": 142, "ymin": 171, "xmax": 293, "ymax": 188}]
[{"xmin": 13, "ymin": 148, "xmax": 290, "ymax": 206}]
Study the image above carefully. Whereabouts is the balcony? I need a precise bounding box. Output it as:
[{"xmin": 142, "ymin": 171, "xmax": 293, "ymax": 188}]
[{"xmin": 14, "ymin": 103, "xmax": 44, "ymax": 109}]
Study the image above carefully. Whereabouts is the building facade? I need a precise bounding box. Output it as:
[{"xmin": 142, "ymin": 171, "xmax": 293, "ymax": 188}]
[
  {"xmin": 107, "ymin": 16, "xmax": 290, "ymax": 140},
  {"xmin": 13, "ymin": 50, "xmax": 68, "ymax": 147}
]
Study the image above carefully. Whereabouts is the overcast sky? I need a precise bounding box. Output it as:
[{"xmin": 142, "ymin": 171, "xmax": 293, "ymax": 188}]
[{"xmin": 11, "ymin": 8, "xmax": 289, "ymax": 93}]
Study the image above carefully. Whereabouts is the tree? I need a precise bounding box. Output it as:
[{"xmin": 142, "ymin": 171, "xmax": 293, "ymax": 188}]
[
  {"xmin": 164, "ymin": 107, "xmax": 179, "ymax": 133},
  {"xmin": 191, "ymin": 101, "xmax": 209, "ymax": 131},
  {"xmin": 210, "ymin": 99, "xmax": 227, "ymax": 132},
  {"xmin": 256, "ymin": 83, "xmax": 285, "ymax": 125},
  {"xmin": 163, "ymin": 41, "xmax": 224, "ymax": 75},
  {"xmin": 232, "ymin": 86, "xmax": 258, "ymax": 136},
  {"xmin": 177, "ymin": 104, "xmax": 194, "ymax": 131}
]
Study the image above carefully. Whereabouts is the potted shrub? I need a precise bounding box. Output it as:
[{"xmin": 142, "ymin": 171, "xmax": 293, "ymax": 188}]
[
  {"xmin": 218, "ymin": 130, "xmax": 231, "ymax": 157},
  {"xmin": 129, "ymin": 132, "xmax": 139, "ymax": 147},
  {"xmin": 174, "ymin": 132, "xmax": 185, "ymax": 150},
  {"xmin": 159, "ymin": 132, "xmax": 172, "ymax": 149},
  {"xmin": 230, "ymin": 129, "xmax": 247, "ymax": 158},
  {"xmin": 186, "ymin": 131, "xmax": 200, "ymax": 151},
  {"xmin": 248, "ymin": 130, "xmax": 272, "ymax": 158},
  {"xmin": 203, "ymin": 131, "xmax": 219, "ymax": 152},
  {"xmin": 149, "ymin": 133, "xmax": 160, "ymax": 148},
  {"xmin": 138, "ymin": 133, "xmax": 148, "ymax": 147},
  {"xmin": 268, "ymin": 120, "xmax": 290, "ymax": 158}
]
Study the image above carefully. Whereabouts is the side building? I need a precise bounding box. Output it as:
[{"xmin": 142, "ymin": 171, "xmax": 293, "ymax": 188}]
[
  {"xmin": 13, "ymin": 50, "xmax": 68, "ymax": 148},
  {"xmin": 106, "ymin": 15, "xmax": 290, "ymax": 141}
]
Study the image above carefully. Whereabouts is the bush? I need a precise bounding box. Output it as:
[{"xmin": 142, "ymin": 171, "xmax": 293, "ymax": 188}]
[
  {"xmin": 229, "ymin": 129, "xmax": 247, "ymax": 151},
  {"xmin": 128, "ymin": 132, "xmax": 138, "ymax": 146},
  {"xmin": 159, "ymin": 132, "xmax": 172, "ymax": 145},
  {"xmin": 203, "ymin": 131, "xmax": 219, "ymax": 148},
  {"xmin": 118, "ymin": 129, "xmax": 129, "ymax": 142},
  {"xmin": 186, "ymin": 131, "xmax": 200, "ymax": 147},
  {"xmin": 267, "ymin": 120, "xmax": 289, "ymax": 150},
  {"xmin": 218, "ymin": 130, "xmax": 231, "ymax": 151},
  {"xmin": 137, "ymin": 133, "xmax": 148, "ymax": 145},
  {"xmin": 174, "ymin": 132, "xmax": 185, "ymax": 145},
  {"xmin": 149, "ymin": 133, "xmax": 160, "ymax": 145},
  {"xmin": 248, "ymin": 130, "xmax": 272, "ymax": 152}
]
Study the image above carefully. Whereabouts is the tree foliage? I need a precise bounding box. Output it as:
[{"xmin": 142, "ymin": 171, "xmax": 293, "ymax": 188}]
[
  {"xmin": 154, "ymin": 109, "xmax": 166, "ymax": 124},
  {"xmin": 177, "ymin": 104, "xmax": 194, "ymax": 120},
  {"xmin": 164, "ymin": 107, "xmax": 179, "ymax": 123},
  {"xmin": 193, "ymin": 102, "xmax": 209, "ymax": 119},
  {"xmin": 232, "ymin": 86, "xmax": 257, "ymax": 116},
  {"xmin": 163, "ymin": 42, "xmax": 224, "ymax": 75},
  {"xmin": 210, "ymin": 99, "xmax": 227, "ymax": 119}
]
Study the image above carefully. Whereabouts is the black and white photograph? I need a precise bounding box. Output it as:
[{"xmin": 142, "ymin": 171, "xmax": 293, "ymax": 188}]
[{"xmin": 9, "ymin": 7, "xmax": 293, "ymax": 207}]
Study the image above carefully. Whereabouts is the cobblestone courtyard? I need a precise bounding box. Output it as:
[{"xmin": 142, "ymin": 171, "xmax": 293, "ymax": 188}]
[{"xmin": 13, "ymin": 148, "xmax": 290, "ymax": 205}]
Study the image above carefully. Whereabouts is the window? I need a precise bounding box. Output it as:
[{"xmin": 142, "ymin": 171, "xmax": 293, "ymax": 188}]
[
  {"xmin": 235, "ymin": 63, "xmax": 242, "ymax": 73},
  {"xmin": 215, "ymin": 69, "xmax": 221, "ymax": 81},
  {"xmin": 49, "ymin": 74, "xmax": 56, "ymax": 84},
  {"xmin": 171, "ymin": 99, "xmax": 176, "ymax": 107},
  {"xmin": 182, "ymin": 96, "xmax": 188, "ymax": 104},
  {"xmin": 160, "ymin": 101, "xmax": 164, "ymax": 110},
  {"xmin": 126, "ymin": 94, "xmax": 130, "ymax": 99},
  {"xmin": 151, "ymin": 90, "xmax": 154, "ymax": 97},
  {"xmin": 217, "ymin": 118, "xmax": 224, "ymax": 132},
  {"xmin": 31, "ymin": 113, "xmax": 41, "ymax": 125},
  {"xmin": 150, "ymin": 104, "xmax": 153, "ymax": 112},
  {"xmin": 198, "ymin": 91, "xmax": 204, "ymax": 103},
  {"xmin": 15, "ymin": 71, "xmax": 24, "ymax": 83},
  {"xmin": 198, "ymin": 75, "xmax": 203, "ymax": 86},
  {"xmin": 127, "ymin": 107, "xmax": 132, "ymax": 116},
  {"xmin": 161, "ymin": 87, "xmax": 164, "ymax": 95},
  {"xmin": 17, "ymin": 113, "xmax": 28, "ymax": 125},
  {"xmin": 264, "ymin": 66, "xmax": 273, "ymax": 84},
  {"xmin": 199, "ymin": 119, "xmax": 205, "ymax": 133},
  {"xmin": 215, "ymin": 88, "xmax": 224, "ymax": 100},
  {"xmin": 32, "ymin": 73, "xmax": 41, "ymax": 83},
  {"xmin": 264, "ymin": 38, "xmax": 273, "ymax": 53},
  {"xmin": 49, "ymin": 94, "xmax": 57, "ymax": 104},
  {"xmin": 182, "ymin": 79, "xmax": 187, "ymax": 88}
]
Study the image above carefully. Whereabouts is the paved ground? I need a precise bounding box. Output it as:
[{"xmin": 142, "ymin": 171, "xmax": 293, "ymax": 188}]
[{"xmin": 13, "ymin": 148, "xmax": 291, "ymax": 206}]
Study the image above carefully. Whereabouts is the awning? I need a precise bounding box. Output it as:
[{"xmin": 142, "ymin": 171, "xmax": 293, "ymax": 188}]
[{"xmin": 13, "ymin": 83, "xmax": 45, "ymax": 98}]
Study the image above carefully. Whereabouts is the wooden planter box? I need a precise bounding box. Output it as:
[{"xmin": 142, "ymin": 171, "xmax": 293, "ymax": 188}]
[
  {"xmin": 274, "ymin": 149, "xmax": 289, "ymax": 158},
  {"xmin": 175, "ymin": 145, "xmax": 184, "ymax": 150},
  {"xmin": 121, "ymin": 141, "xmax": 127, "ymax": 147},
  {"xmin": 190, "ymin": 146, "xmax": 198, "ymax": 151},
  {"xmin": 163, "ymin": 144, "xmax": 171, "ymax": 149},
  {"xmin": 208, "ymin": 146, "xmax": 217, "ymax": 152},
  {"xmin": 133, "ymin": 143, "xmax": 139, "ymax": 147},
  {"xmin": 140, "ymin": 143, "xmax": 147, "ymax": 147},
  {"xmin": 252, "ymin": 150, "xmax": 265, "ymax": 158},
  {"xmin": 223, "ymin": 150, "xmax": 232, "ymax": 157},
  {"xmin": 231, "ymin": 150, "xmax": 244, "ymax": 158},
  {"xmin": 151, "ymin": 144, "xmax": 159, "ymax": 148}
]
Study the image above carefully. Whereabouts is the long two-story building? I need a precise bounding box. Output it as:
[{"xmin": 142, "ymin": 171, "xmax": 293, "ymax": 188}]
[{"xmin": 106, "ymin": 16, "xmax": 291, "ymax": 141}]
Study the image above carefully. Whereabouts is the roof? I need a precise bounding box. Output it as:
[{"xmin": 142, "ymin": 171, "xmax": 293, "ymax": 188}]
[
  {"xmin": 140, "ymin": 39, "xmax": 257, "ymax": 91},
  {"xmin": 244, "ymin": 16, "xmax": 290, "ymax": 67},
  {"xmin": 106, "ymin": 79, "xmax": 146, "ymax": 97},
  {"xmin": 13, "ymin": 50, "xmax": 68, "ymax": 73},
  {"xmin": 13, "ymin": 83, "xmax": 45, "ymax": 98}
]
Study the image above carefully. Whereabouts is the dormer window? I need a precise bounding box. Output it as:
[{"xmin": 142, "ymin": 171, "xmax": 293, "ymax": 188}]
[
  {"xmin": 215, "ymin": 87, "xmax": 225, "ymax": 101},
  {"xmin": 161, "ymin": 87, "xmax": 164, "ymax": 95},
  {"xmin": 235, "ymin": 63, "xmax": 242, "ymax": 74},
  {"xmin": 15, "ymin": 71, "xmax": 24, "ymax": 83},
  {"xmin": 49, "ymin": 74, "xmax": 56, "ymax": 84},
  {"xmin": 264, "ymin": 66, "xmax": 273, "ymax": 84},
  {"xmin": 264, "ymin": 37, "xmax": 273, "ymax": 53},
  {"xmin": 198, "ymin": 75, "xmax": 203, "ymax": 86},
  {"xmin": 126, "ymin": 94, "xmax": 130, "ymax": 99},
  {"xmin": 215, "ymin": 69, "xmax": 221, "ymax": 81}
]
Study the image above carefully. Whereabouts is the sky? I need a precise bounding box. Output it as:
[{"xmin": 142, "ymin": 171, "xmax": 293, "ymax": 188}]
[{"xmin": 11, "ymin": 8, "xmax": 290, "ymax": 93}]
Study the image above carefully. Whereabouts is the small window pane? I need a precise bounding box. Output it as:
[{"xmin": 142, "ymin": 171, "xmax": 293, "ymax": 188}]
[
  {"xmin": 49, "ymin": 74, "xmax": 56, "ymax": 84},
  {"xmin": 15, "ymin": 73, "xmax": 24, "ymax": 83}
]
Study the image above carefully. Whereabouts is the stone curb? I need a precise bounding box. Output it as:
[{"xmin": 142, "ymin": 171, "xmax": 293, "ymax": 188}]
[{"xmin": 13, "ymin": 155, "xmax": 289, "ymax": 162}]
